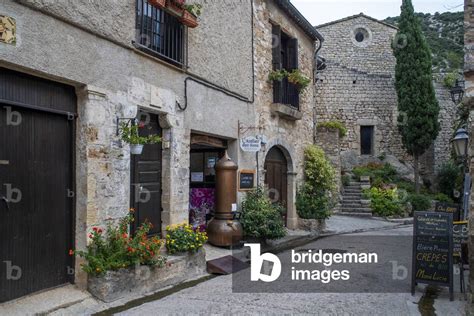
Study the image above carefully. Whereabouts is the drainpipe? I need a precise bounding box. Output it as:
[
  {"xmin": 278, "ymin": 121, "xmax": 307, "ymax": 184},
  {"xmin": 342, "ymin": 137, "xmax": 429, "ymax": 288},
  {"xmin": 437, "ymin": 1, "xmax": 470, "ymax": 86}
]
[{"xmin": 313, "ymin": 37, "xmax": 324, "ymax": 143}]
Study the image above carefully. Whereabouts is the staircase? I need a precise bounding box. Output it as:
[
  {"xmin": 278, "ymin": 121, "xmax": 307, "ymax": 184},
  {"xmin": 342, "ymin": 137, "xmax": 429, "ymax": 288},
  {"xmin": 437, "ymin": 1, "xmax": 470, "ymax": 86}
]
[{"xmin": 340, "ymin": 181, "xmax": 373, "ymax": 217}]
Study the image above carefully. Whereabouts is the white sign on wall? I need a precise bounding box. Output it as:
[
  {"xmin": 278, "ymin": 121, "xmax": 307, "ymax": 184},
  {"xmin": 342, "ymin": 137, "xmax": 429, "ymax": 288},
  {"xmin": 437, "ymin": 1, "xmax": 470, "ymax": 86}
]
[{"xmin": 240, "ymin": 136, "xmax": 261, "ymax": 152}]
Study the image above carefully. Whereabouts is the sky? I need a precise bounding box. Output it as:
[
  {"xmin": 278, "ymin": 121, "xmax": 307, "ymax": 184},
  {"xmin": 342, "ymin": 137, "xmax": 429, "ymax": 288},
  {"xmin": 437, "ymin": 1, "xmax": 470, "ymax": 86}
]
[{"xmin": 291, "ymin": 0, "xmax": 463, "ymax": 26}]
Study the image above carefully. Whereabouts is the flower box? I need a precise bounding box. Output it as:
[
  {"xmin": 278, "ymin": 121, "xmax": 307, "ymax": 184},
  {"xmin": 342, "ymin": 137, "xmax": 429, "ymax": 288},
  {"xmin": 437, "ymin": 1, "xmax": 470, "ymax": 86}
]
[
  {"xmin": 87, "ymin": 250, "xmax": 206, "ymax": 302},
  {"xmin": 180, "ymin": 10, "xmax": 198, "ymax": 28},
  {"xmin": 167, "ymin": 2, "xmax": 184, "ymax": 16},
  {"xmin": 172, "ymin": 0, "xmax": 185, "ymax": 7},
  {"xmin": 148, "ymin": 0, "xmax": 166, "ymax": 9}
]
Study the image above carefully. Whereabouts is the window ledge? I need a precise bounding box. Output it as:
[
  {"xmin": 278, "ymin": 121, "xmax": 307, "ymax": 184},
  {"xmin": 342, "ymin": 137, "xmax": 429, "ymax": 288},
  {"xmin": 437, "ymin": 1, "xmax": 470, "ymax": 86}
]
[{"xmin": 271, "ymin": 103, "xmax": 303, "ymax": 121}]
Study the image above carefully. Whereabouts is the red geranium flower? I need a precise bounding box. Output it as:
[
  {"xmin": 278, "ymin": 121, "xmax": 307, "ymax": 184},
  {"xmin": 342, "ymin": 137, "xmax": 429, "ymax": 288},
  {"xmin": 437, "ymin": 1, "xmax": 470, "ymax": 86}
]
[{"xmin": 68, "ymin": 249, "xmax": 74, "ymax": 256}]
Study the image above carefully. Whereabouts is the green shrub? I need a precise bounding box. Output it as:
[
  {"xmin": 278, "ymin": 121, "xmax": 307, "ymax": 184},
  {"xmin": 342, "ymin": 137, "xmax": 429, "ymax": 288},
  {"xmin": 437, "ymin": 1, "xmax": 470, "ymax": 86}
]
[
  {"xmin": 318, "ymin": 121, "xmax": 348, "ymax": 137},
  {"xmin": 296, "ymin": 184, "xmax": 333, "ymax": 220},
  {"xmin": 303, "ymin": 145, "xmax": 337, "ymax": 193},
  {"xmin": 409, "ymin": 194, "xmax": 432, "ymax": 212},
  {"xmin": 433, "ymin": 193, "xmax": 453, "ymax": 203},
  {"xmin": 241, "ymin": 188, "xmax": 286, "ymax": 240},
  {"xmin": 437, "ymin": 161, "xmax": 461, "ymax": 198},
  {"xmin": 443, "ymin": 71, "xmax": 458, "ymax": 88},
  {"xmin": 364, "ymin": 187, "xmax": 404, "ymax": 217},
  {"xmin": 394, "ymin": 180, "xmax": 415, "ymax": 194},
  {"xmin": 342, "ymin": 174, "xmax": 351, "ymax": 187},
  {"xmin": 353, "ymin": 163, "xmax": 398, "ymax": 185}
]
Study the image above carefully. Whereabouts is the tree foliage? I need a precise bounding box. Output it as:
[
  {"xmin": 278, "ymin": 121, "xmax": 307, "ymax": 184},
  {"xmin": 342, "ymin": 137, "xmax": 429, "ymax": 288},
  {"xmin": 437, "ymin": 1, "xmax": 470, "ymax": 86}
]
[{"xmin": 392, "ymin": 0, "xmax": 440, "ymax": 192}]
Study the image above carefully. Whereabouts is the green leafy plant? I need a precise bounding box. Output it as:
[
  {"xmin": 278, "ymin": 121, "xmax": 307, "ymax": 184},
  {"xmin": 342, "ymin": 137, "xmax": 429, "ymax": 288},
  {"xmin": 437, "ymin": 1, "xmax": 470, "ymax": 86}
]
[
  {"xmin": 120, "ymin": 122, "xmax": 162, "ymax": 145},
  {"xmin": 296, "ymin": 145, "xmax": 337, "ymax": 220},
  {"xmin": 268, "ymin": 69, "xmax": 288, "ymax": 82},
  {"xmin": 241, "ymin": 187, "xmax": 287, "ymax": 240},
  {"xmin": 408, "ymin": 194, "xmax": 432, "ymax": 212},
  {"xmin": 437, "ymin": 161, "xmax": 461, "ymax": 199},
  {"xmin": 364, "ymin": 187, "xmax": 404, "ymax": 217},
  {"xmin": 318, "ymin": 121, "xmax": 348, "ymax": 137},
  {"xmin": 184, "ymin": 3, "xmax": 203, "ymax": 16},
  {"xmin": 287, "ymin": 69, "xmax": 311, "ymax": 91},
  {"xmin": 443, "ymin": 71, "xmax": 458, "ymax": 88},
  {"xmin": 296, "ymin": 184, "xmax": 332, "ymax": 220},
  {"xmin": 268, "ymin": 69, "xmax": 311, "ymax": 91},
  {"xmin": 165, "ymin": 223, "xmax": 208, "ymax": 254},
  {"xmin": 73, "ymin": 212, "xmax": 166, "ymax": 277},
  {"xmin": 352, "ymin": 163, "xmax": 398, "ymax": 185},
  {"xmin": 433, "ymin": 193, "xmax": 453, "ymax": 203}
]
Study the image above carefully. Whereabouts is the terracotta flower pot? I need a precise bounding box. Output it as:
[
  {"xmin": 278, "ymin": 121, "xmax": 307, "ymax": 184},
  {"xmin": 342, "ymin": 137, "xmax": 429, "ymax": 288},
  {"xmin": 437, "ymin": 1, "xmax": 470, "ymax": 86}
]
[
  {"xmin": 172, "ymin": 0, "xmax": 186, "ymax": 7},
  {"xmin": 180, "ymin": 10, "xmax": 198, "ymax": 28},
  {"xmin": 148, "ymin": 0, "xmax": 166, "ymax": 9},
  {"xmin": 167, "ymin": 2, "xmax": 184, "ymax": 17}
]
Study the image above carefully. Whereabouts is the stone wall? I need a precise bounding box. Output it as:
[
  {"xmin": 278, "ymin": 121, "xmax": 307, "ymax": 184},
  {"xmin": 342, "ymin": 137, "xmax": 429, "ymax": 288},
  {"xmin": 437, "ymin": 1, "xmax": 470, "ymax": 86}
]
[
  {"xmin": 315, "ymin": 14, "xmax": 457, "ymax": 183},
  {"xmin": 252, "ymin": 0, "xmax": 318, "ymax": 229},
  {"xmin": 465, "ymin": 0, "xmax": 474, "ymax": 308}
]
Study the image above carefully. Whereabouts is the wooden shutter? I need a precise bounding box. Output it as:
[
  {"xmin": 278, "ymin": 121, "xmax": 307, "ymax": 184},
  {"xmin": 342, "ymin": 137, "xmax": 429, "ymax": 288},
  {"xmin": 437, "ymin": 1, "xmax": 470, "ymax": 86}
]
[
  {"xmin": 288, "ymin": 38, "xmax": 299, "ymax": 70},
  {"xmin": 272, "ymin": 24, "xmax": 283, "ymax": 103}
]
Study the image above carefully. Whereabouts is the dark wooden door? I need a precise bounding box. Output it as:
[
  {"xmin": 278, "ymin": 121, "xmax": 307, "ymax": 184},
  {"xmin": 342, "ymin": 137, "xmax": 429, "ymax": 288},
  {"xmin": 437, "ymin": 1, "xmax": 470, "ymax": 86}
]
[
  {"xmin": 264, "ymin": 147, "xmax": 288, "ymax": 225},
  {"xmin": 131, "ymin": 112, "xmax": 163, "ymax": 236},
  {"xmin": 360, "ymin": 126, "xmax": 374, "ymax": 155},
  {"xmin": 0, "ymin": 105, "xmax": 74, "ymax": 303}
]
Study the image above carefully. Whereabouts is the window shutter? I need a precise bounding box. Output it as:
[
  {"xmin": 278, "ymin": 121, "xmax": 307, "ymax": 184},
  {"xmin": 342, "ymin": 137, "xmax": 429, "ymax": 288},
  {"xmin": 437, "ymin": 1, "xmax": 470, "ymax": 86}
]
[
  {"xmin": 272, "ymin": 24, "xmax": 282, "ymax": 103},
  {"xmin": 272, "ymin": 25, "xmax": 282, "ymax": 70},
  {"xmin": 288, "ymin": 38, "xmax": 298, "ymax": 70}
]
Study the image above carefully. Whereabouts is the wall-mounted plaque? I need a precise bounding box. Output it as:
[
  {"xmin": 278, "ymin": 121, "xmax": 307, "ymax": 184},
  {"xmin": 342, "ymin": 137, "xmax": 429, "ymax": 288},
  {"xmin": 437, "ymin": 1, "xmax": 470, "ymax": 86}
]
[{"xmin": 0, "ymin": 15, "xmax": 16, "ymax": 45}]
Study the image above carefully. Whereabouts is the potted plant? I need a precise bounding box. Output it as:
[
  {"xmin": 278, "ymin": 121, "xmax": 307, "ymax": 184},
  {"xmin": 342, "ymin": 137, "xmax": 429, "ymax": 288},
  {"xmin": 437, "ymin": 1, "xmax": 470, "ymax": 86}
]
[
  {"xmin": 287, "ymin": 69, "xmax": 311, "ymax": 91},
  {"xmin": 181, "ymin": 4, "xmax": 202, "ymax": 28},
  {"xmin": 148, "ymin": 0, "xmax": 166, "ymax": 9},
  {"xmin": 120, "ymin": 122, "xmax": 162, "ymax": 155}
]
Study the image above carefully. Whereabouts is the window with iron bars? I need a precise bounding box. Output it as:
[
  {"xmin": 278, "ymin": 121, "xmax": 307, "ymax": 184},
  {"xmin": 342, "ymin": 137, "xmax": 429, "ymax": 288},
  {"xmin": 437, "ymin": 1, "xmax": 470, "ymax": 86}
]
[{"xmin": 136, "ymin": 0, "xmax": 185, "ymax": 67}]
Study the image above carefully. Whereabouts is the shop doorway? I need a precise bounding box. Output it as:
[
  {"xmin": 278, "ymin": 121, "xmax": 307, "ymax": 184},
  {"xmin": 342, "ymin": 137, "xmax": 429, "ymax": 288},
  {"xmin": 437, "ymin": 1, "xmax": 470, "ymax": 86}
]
[
  {"xmin": 189, "ymin": 134, "xmax": 227, "ymax": 229},
  {"xmin": 264, "ymin": 146, "xmax": 288, "ymax": 225}
]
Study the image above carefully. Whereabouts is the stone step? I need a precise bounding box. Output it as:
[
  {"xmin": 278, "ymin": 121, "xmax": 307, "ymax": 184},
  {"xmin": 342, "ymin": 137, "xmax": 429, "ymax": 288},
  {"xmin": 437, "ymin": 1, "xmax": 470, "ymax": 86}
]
[
  {"xmin": 339, "ymin": 212, "xmax": 373, "ymax": 217},
  {"xmin": 340, "ymin": 207, "xmax": 372, "ymax": 213},
  {"xmin": 344, "ymin": 188, "xmax": 362, "ymax": 193},
  {"xmin": 341, "ymin": 203, "xmax": 364, "ymax": 208},
  {"xmin": 342, "ymin": 197, "xmax": 363, "ymax": 201}
]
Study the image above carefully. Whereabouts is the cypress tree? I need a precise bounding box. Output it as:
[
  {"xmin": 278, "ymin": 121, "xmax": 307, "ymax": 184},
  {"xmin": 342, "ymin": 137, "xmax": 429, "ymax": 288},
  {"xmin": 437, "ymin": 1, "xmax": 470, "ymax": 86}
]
[{"xmin": 393, "ymin": 0, "xmax": 440, "ymax": 193}]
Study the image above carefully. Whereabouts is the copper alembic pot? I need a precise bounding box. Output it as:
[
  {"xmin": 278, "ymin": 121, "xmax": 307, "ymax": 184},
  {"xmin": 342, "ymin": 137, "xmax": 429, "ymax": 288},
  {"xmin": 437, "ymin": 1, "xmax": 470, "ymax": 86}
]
[{"xmin": 207, "ymin": 151, "xmax": 243, "ymax": 247}]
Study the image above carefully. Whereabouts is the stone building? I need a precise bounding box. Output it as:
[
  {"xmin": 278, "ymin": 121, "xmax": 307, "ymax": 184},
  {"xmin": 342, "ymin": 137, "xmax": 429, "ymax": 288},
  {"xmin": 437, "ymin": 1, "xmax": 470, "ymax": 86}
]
[
  {"xmin": 314, "ymin": 13, "xmax": 456, "ymax": 183},
  {"xmin": 0, "ymin": 0, "xmax": 321, "ymax": 302},
  {"xmin": 464, "ymin": 0, "xmax": 474, "ymax": 307}
]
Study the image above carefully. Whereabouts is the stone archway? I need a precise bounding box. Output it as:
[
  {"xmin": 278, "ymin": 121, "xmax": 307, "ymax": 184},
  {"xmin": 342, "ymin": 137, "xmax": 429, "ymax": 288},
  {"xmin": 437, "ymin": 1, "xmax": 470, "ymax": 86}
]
[{"xmin": 262, "ymin": 140, "xmax": 297, "ymax": 229}]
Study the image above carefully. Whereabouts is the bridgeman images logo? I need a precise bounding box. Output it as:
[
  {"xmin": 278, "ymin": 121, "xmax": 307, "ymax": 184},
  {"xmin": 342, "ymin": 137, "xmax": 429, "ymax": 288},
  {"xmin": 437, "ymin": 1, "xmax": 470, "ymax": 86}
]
[{"xmin": 245, "ymin": 244, "xmax": 282, "ymax": 282}]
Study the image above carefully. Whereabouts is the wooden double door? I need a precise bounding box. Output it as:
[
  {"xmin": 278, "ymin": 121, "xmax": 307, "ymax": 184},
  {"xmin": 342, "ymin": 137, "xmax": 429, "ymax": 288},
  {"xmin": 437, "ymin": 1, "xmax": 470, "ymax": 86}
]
[
  {"xmin": 0, "ymin": 69, "xmax": 76, "ymax": 302},
  {"xmin": 264, "ymin": 147, "xmax": 288, "ymax": 226}
]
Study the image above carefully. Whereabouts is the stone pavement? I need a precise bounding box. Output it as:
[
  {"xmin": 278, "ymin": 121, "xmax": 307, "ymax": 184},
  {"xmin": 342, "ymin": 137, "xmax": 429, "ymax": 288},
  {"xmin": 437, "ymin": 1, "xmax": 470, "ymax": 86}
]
[
  {"xmin": 0, "ymin": 216, "xmax": 411, "ymax": 315},
  {"xmin": 118, "ymin": 226, "xmax": 467, "ymax": 316}
]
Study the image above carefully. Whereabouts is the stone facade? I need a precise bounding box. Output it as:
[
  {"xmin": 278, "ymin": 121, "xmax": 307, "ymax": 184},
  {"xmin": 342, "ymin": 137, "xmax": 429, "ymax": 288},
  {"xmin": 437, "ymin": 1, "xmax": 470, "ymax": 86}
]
[
  {"xmin": 315, "ymin": 14, "xmax": 456, "ymax": 183},
  {"xmin": 465, "ymin": 0, "xmax": 474, "ymax": 308},
  {"xmin": 252, "ymin": 0, "xmax": 319, "ymax": 229},
  {"xmin": 0, "ymin": 0, "xmax": 322, "ymax": 298}
]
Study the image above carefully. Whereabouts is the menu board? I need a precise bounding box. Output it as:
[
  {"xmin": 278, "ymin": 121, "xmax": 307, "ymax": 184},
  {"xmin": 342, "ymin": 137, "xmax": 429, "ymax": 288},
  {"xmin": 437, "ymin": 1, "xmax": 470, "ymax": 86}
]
[
  {"xmin": 453, "ymin": 221, "xmax": 468, "ymax": 257},
  {"xmin": 411, "ymin": 212, "xmax": 453, "ymax": 300},
  {"xmin": 435, "ymin": 202, "xmax": 461, "ymax": 221},
  {"xmin": 239, "ymin": 170, "xmax": 255, "ymax": 191}
]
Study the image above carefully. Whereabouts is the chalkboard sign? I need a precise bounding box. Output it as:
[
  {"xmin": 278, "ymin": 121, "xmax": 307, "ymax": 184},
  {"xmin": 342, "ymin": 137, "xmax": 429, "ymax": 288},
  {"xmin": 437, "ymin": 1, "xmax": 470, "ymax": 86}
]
[
  {"xmin": 412, "ymin": 212, "xmax": 453, "ymax": 301},
  {"xmin": 239, "ymin": 170, "xmax": 255, "ymax": 191},
  {"xmin": 435, "ymin": 202, "xmax": 461, "ymax": 221},
  {"xmin": 453, "ymin": 221, "xmax": 468, "ymax": 257}
]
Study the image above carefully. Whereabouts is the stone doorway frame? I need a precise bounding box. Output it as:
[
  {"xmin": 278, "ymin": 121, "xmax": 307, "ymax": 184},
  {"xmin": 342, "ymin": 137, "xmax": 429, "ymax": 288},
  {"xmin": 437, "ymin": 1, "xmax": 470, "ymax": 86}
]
[{"xmin": 261, "ymin": 140, "xmax": 297, "ymax": 229}]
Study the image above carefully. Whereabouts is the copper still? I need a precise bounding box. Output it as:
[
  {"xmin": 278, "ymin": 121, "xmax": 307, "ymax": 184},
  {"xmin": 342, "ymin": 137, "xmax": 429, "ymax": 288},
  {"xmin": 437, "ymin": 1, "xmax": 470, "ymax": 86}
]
[{"xmin": 207, "ymin": 151, "xmax": 243, "ymax": 247}]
